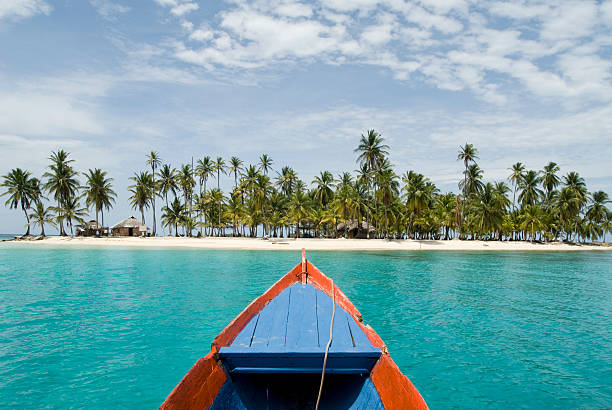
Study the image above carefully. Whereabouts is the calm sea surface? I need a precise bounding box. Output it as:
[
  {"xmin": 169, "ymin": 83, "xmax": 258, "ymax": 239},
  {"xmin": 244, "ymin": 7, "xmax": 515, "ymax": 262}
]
[{"xmin": 0, "ymin": 245, "xmax": 610, "ymax": 409}]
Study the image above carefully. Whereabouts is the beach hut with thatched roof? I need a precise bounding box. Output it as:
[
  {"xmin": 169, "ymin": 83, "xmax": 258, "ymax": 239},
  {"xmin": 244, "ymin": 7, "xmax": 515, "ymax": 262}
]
[
  {"xmin": 76, "ymin": 220, "xmax": 108, "ymax": 237},
  {"xmin": 336, "ymin": 220, "xmax": 376, "ymax": 239},
  {"xmin": 111, "ymin": 217, "xmax": 149, "ymax": 237}
]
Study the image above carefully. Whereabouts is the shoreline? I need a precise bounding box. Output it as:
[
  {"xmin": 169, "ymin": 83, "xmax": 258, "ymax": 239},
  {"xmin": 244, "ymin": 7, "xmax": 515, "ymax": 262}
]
[{"xmin": 2, "ymin": 236, "xmax": 611, "ymax": 251}]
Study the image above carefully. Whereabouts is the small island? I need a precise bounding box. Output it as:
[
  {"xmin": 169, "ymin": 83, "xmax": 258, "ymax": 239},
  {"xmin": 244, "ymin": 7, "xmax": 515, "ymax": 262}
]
[{"xmin": 2, "ymin": 133, "xmax": 611, "ymax": 250}]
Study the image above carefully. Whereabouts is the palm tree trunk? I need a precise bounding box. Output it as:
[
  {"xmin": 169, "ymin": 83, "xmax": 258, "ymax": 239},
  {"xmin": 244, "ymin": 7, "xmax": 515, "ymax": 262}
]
[
  {"xmin": 57, "ymin": 200, "xmax": 65, "ymax": 236},
  {"xmin": 23, "ymin": 205, "xmax": 30, "ymax": 236}
]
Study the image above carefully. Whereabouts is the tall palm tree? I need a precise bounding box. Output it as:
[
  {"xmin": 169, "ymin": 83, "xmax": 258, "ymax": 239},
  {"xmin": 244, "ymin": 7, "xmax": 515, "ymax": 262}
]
[
  {"xmin": 540, "ymin": 162, "xmax": 560, "ymax": 206},
  {"xmin": 1, "ymin": 168, "xmax": 39, "ymax": 236},
  {"xmin": 508, "ymin": 162, "xmax": 525, "ymax": 211},
  {"xmin": 586, "ymin": 191, "xmax": 610, "ymax": 224},
  {"xmin": 472, "ymin": 182, "xmax": 505, "ymax": 239},
  {"xmin": 518, "ymin": 170, "xmax": 543, "ymax": 207},
  {"xmin": 158, "ymin": 164, "xmax": 177, "ymax": 206},
  {"xmin": 178, "ymin": 165, "xmax": 195, "ymax": 234},
  {"xmin": 146, "ymin": 151, "xmax": 162, "ymax": 236},
  {"xmin": 521, "ymin": 204, "xmax": 544, "ymax": 242},
  {"xmin": 53, "ymin": 197, "xmax": 88, "ymax": 236},
  {"xmin": 459, "ymin": 163, "xmax": 485, "ymax": 199},
  {"xmin": 158, "ymin": 164, "xmax": 177, "ymax": 235},
  {"xmin": 213, "ymin": 157, "xmax": 226, "ymax": 229},
  {"xmin": 402, "ymin": 171, "xmax": 431, "ymax": 238},
  {"xmin": 43, "ymin": 150, "xmax": 79, "ymax": 236},
  {"xmin": 355, "ymin": 130, "xmax": 389, "ymax": 231},
  {"xmin": 225, "ymin": 196, "xmax": 245, "ymax": 236},
  {"xmin": 290, "ymin": 190, "xmax": 312, "ymax": 238},
  {"xmin": 601, "ymin": 210, "xmax": 612, "ymax": 244},
  {"xmin": 332, "ymin": 183, "xmax": 358, "ymax": 238},
  {"xmin": 206, "ymin": 188, "xmax": 225, "ymax": 236},
  {"xmin": 128, "ymin": 171, "xmax": 154, "ymax": 224},
  {"xmin": 276, "ymin": 166, "xmax": 298, "ymax": 196},
  {"xmin": 355, "ymin": 129, "xmax": 389, "ymax": 173},
  {"xmin": 82, "ymin": 169, "xmax": 116, "ymax": 227},
  {"xmin": 28, "ymin": 202, "xmax": 56, "ymax": 237},
  {"xmin": 555, "ymin": 187, "xmax": 580, "ymax": 241},
  {"xmin": 196, "ymin": 156, "xmax": 214, "ymax": 195},
  {"xmin": 312, "ymin": 171, "xmax": 335, "ymax": 208},
  {"xmin": 457, "ymin": 143, "xmax": 479, "ymax": 226},
  {"xmin": 563, "ymin": 171, "xmax": 588, "ymax": 239},
  {"xmin": 259, "ymin": 154, "xmax": 273, "ymax": 175},
  {"xmin": 162, "ymin": 198, "xmax": 186, "ymax": 237},
  {"xmin": 229, "ymin": 156, "xmax": 244, "ymax": 189}
]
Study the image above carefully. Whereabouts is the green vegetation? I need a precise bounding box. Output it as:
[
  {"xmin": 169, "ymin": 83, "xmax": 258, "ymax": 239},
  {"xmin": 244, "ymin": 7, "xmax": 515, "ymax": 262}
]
[{"xmin": 2, "ymin": 131, "xmax": 611, "ymax": 243}]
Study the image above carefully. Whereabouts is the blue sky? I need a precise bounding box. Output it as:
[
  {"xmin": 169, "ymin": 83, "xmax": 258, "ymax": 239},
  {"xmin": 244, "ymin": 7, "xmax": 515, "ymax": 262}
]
[{"xmin": 1, "ymin": 0, "xmax": 611, "ymax": 233}]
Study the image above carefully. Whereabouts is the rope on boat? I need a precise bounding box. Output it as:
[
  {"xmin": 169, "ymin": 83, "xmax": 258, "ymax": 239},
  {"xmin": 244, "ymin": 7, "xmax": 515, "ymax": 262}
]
[{"xmin": 315, "ymin": 280, "xmax": 335, "ymax": 410}]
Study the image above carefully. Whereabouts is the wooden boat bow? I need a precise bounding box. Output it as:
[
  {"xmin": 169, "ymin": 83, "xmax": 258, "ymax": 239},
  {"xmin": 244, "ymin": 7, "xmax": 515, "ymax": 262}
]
[{"xmin": 161, "ymin": 249, "xmax": 427, "ymax": 409}]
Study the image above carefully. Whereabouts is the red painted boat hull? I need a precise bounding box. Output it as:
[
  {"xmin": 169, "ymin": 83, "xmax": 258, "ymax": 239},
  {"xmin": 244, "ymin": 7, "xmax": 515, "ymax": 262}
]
[{"xmin": 161, "ymin": 250, "xmax": 428, "ymax": 409}]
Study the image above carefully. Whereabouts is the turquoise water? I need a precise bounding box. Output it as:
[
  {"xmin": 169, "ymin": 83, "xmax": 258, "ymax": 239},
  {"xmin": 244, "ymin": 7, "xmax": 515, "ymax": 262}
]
[{"xmin": 0, "ymin": 246, "xmax": 611, "ymax": 409}]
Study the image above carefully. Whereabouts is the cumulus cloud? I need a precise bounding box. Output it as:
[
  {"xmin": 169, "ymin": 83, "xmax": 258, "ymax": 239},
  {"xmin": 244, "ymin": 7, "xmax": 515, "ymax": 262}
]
[
  {"xmin": 89, "ymin": 0, "xmax": 130, "ymax": 18},
  {"xmin": 152, "ymin": 0, "xmax": 612, "ymax": 107},
  {"xmin": 0, "ymin": 0, "xmax": 51, "ymax": 20}
]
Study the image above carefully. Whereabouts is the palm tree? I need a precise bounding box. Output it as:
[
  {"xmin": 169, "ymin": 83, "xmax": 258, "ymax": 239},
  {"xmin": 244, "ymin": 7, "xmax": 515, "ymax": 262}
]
[
  {"xmin": 178, "ymin": 164, "xmax": 195, "ymax": 222},
  {"xmin": 508, "ymin": 162, "xmax": 525, "ymax": 211},
  {"xmin": 312, "ymin": 171, "xmax": 335, "ymax": 208},
  {"xmin": 53, "ymin": 197, "xmax": 87, "ymax": 236},
  {"xmin": 146, "ymin": 151, "xmax": 162, "ymax": 236},
  {"xmin": 521, "ymin": 204, "xmax": 544, "ymax": 242},
  {"xmin": 128, "ymin": 171, "xmax": 154, "ymax": 224},
  {"xmin": 555, "ymin": 187, "xmax": 580, "ymax": 241},
  {"xmin": 162, "ymin": 198, "xmax": 186, "ymax": 237},
  {"xmin": 601, "ymin": 210, "xmax": 612, "ymax": 244},
  {"xmin": 229, "ymin": 156, "xmax": 244, "ymax": 189},
  {"xmin": 457, "ymin": 143, "xmax": 479, "ymax": 226},
  {"xmin": 158, "ymin": 164, "xmax": 177, "ymax": 203},
  {"xmin": 376, "ymin": 166, "xmax": 399, "ymax": 236},
  {"xmin": 28, "ymin": 202, "xmax": 56, "ymax": 237},
  {"xmin": 206, "ymin": 188, "xmax": 225, "ymax": 236},
  {"xmin": 259, "ymin": 154, "xmax": 273, "ymax": 175},
  {"xmin": 518, "ymin": 170, "xmax": 543, "ymax": 207},
  {"xmin": 290, "ymin": 190, "xmax": 312, "ymax": 238},
  {"xmin": 43, "ymin": 150, "xmax": 79, "ymax": 236},
  {"xmin": 213, "ymin": 157, "xmax": 226, "ymax": 229},
  {"xmin": 158, "ymin": 164, "xmax": 177, "ymax": 235},
  {"xmin": 402, "ymin": 171, "xmax": 431, "ymax": 238},
  {"xmin": 1, "ymin": 168, "xmax": 39, "ymax": 236},
  {"xmin": 563, "ymin": 172, "xmax": 588, "ymax": 239},
  {"xmin": 355, "ymin": 129, "xmax": 389, "ymax": 173},
  {"xmin": 541, "ymin": 162, "xmax": 560, "ymax": 206},
  {"xmin": 196, "ymin": 156, "xmax": 214, "ymax": 195},
  {"xmin": 355, "ymin": 129, "xmax": 389, "ymax": 232},
  {"xmin": 225, "ymin": 196, "xmax": 245, "ymax": 236},
  {"xmin": 82, "ymin": 169, "xmax": 116, "ymax": 227},
  {"xmin": 586, "ymin": 191, "xmax": 610, "ymax": 224},
  {"xmin": 472, "ymin": 183, "xmax": 505, "ymax": 239},
  {"xmin": 459, "ymin": 163, "xmax": 484, "ymax": 199},
  {"xmin": 276, "ymin": 166, "xmax": 298, "ymax": 196}
]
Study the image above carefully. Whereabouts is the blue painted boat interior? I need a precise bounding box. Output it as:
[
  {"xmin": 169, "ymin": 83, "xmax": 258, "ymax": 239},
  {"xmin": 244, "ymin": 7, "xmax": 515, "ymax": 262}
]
[
  {"xmin": 210, "ymin": 374, "xmax": 384, "ymax": 409},
  {"xmin": 218, "ymin": 283, "xmax": 381, "ymax": 374}
]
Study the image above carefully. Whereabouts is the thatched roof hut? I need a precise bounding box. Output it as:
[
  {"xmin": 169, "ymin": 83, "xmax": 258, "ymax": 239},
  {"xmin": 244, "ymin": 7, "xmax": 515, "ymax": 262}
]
[
  {"xmin": 76, "ymin": 220, "xmax": 107, "ymax": 237},
  {"xmin": 111, "ymin": 217, "xmax": 149, "ymax": 237},
  {"xmin": 336, "ymin": 220, "xmax": 375, "ymax": 239}
]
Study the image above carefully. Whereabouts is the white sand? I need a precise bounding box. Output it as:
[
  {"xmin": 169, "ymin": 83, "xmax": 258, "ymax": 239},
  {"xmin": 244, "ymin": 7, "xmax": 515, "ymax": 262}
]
[{"xmin": 3, "ymin": 236, "xmax": 611, "ymax": 251}]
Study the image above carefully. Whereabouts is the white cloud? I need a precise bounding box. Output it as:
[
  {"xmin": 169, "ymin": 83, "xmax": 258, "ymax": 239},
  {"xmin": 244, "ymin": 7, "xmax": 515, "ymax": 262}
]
[
  {"xmin": 0, "ymin": 0, "xmax": 51, "ymax": 20},
  {"xmin": 89, "ymin": 0, "xmax": 130, "ymax": 18},
  {"xmin": 170, "ymin": 2, "xmax": 198, "ymax": 17}
]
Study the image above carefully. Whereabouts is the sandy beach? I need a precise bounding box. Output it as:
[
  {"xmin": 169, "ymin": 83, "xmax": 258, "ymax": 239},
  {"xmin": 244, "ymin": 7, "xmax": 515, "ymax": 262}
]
[{"xmin": 3, "ymin": 236, "xmax": 611, "ymax": 251}]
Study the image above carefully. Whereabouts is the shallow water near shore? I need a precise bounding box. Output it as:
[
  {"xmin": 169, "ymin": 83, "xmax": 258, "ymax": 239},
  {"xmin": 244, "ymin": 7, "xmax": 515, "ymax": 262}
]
[{"xmin": 0, "ymin": 247, "xmax": 610, "ymax": 408}]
